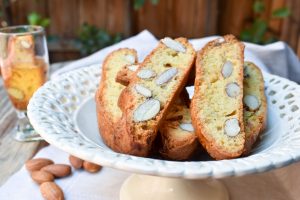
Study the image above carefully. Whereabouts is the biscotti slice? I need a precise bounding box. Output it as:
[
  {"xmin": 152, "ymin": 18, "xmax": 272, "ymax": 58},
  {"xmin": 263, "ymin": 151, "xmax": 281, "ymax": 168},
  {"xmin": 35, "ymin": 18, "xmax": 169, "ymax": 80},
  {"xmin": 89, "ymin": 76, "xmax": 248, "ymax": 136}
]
[
  {"xmin": 115, "ymin": 60, "xmax": 198, "ymax": 160},
  {"xmin": 95, "ymin": 48, "xmax": 137, "ymax": 150},
  {"xmin": 243, "ymin": 61, "xmax": 267, "ymax": 155},
  {"xmin": 117, "ymin": 37, "xmax": 196, "ymax": 156},
  {"xmin": 191, "ymin": 35, "xmax": 245, "ymax": 160},
  {"xmin": 8, "ymin": 35, "xmax": 35, "ymax": 64},
  {"xmin": 159, "ymin": 90, "xmax": 198, "ymax": 160}
]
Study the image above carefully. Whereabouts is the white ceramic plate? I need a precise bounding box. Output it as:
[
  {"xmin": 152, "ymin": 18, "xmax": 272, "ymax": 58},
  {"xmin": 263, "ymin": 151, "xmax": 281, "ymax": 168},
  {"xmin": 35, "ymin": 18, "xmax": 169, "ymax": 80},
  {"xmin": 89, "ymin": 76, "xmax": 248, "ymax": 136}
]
[{"xmin": 28, "ymin": 64, "xmax": 300, "ymax": 179}]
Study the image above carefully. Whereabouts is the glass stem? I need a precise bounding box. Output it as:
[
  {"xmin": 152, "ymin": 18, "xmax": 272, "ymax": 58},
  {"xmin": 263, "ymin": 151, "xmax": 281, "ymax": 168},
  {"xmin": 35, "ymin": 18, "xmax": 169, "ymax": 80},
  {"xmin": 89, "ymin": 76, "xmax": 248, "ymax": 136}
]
[
  {"xmin": 16, "ymin": 110, "xmax": 34, "ymax": 133},
  {"xmin": 14, "ymin": 110, "xmax": 43, "ymax": 142}
]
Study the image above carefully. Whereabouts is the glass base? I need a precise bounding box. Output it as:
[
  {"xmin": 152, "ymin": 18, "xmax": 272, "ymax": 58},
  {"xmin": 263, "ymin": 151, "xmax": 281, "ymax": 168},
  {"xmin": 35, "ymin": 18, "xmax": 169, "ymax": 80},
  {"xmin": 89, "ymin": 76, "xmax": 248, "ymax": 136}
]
[{"xmin": 13, "ymin": 111, "xmax": 43, "ymax": 142}]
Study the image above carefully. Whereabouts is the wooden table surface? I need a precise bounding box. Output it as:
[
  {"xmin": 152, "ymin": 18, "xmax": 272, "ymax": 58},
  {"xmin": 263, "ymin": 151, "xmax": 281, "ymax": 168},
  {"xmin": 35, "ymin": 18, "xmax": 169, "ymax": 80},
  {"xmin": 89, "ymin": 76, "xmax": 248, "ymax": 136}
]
[{"xmin": 0, "ymin": 62, "xmax": 300, "ymax": 200}]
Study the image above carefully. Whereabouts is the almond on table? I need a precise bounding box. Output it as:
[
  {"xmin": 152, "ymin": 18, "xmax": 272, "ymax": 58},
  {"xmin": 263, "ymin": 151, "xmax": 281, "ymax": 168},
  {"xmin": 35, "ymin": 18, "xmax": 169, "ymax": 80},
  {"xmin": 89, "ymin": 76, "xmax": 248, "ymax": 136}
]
[
  {"xmin": 83, "ymin": 161, "xmax": 102, "ymax": 173},
  {"xmin": 25, "ymin": 158, "xmax": 54, "ymax": 172},
  {"xmin": 30, "ymin": 170, "xmax": 54, "ymax": 185},
  {"xmin": 41, "ymin": 164, "xmax": 71, "ymax": 178},
  {"xmin": 69, "ymin": 155, "xmax": 83, "ymax": 169},
  {"xmin": 40, "ymin": 182, "xmax": 64, "ymax": 200}
]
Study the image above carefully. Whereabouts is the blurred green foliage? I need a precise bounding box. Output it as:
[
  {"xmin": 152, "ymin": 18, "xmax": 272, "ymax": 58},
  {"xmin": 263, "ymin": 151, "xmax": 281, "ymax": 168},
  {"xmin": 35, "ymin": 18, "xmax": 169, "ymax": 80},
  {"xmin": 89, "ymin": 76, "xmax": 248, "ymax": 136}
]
[
  {"xmin": 76, "ymin": 23, "xmax": 122, "ymax": 56},
  {"xmin": 27, "ymin": 12, "xmax": 50, "ymax": 28},
  {"xmin": 134, "ymin": 0, "xmax": 159, "ymax": 10},
  {"xmin": 240, "ymin": 0, "xmax": 290, "ymax": 44}
]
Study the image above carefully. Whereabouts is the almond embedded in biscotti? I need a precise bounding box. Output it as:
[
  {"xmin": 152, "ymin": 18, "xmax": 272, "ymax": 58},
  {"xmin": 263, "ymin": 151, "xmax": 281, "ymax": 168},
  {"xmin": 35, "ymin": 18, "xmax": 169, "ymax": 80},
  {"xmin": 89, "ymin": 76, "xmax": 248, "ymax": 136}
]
[
  {"xmin": 244, "ymin": 65, "xmax": 250, "ymax": 78},
  {"xmin": 244, "ymin": 94, "xmax": 260, "ymax": 111},
  {"xmin": 161, "ymin": 37, "xmax": 186, "ymax": 53},
  {"xmin": 179, "ymin": 123, "xmax": 194, "ymax": 132},
  {"xmin": 25, "ymin": 158, "xmax": 54, "ymax": 172},
  {"xmin": 137, "ymin": 69, "xmax": 156, "ymax": 79},
  {"xmin": 134, "ymin": 84, "xmax": 152, "ymax": 98},
  {"xmin": 218, "ymin": 37, "xmax": 225, "ymax": 43},
  {"xmin": 7, "ymin": 88, "xmax": 24, "ymax": 100},
  {"xmin": 222, "ymin": 61, "xmax": 233, "ymax": 78},
  {"xmin": 83, "ymin": 161, "xmax": 102, "ymax": 173},
  {"xmin": 41, "ymin": 164, "xmax": 71, "ymax": 178},
  {"xmin": 125, "ymin": 55, "xmax": 135, "ymax": 64},
  {"xmin": 225, "ymin": 82, "xmax": 240, "ymax": 98},
  {"xmin": 133, "ymin": 99, "xmax": 160, "ymax": 122},
  {"xmin": 224, "ymin": 118, "xmax": 240, "ymax": 137},
  {"xmin": 20, "ymin": 40, "xmax": 31, "ymax": 49},
  {"xmin": 30, "ymin": 170, "xmax": 54, "ymax": 184},
  {"xmin": 69, "ymin": 155, "xmax": 83, "ymax": 169},
  {"xmin": 40, "ymin": 182, "xmax": 64, "ymax": 200},
  {"xmin": 155, "ymin": 68, "xmax": 178, "ymax": 85},
  {"xmin": 128, "ymin": 64, "xmax": 139, "ymax": 72}
]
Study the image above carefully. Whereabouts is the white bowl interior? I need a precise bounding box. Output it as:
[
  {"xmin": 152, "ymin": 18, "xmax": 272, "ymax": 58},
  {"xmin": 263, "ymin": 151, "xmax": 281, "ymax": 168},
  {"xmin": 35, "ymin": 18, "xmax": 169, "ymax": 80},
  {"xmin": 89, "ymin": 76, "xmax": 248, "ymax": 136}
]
[{"xmin": 74, "ymin": 95, "xmax": 283, "ymax": 159}]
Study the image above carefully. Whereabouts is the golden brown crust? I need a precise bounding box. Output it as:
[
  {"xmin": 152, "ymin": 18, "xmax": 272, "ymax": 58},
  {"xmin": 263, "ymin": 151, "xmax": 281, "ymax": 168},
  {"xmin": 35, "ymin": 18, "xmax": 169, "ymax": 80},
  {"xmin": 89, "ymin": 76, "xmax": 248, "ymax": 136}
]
[
  {"xmin": 117, "ymin": 38, "xmax": 196, "ymax": 157},
  {"xmin": 191, "ymin": 35, "xmax": 245, "ymax": 160},
  {"xmin": 242, "ymin": 62, "xmax": 267, "ymax": 155},
  {"xmin": 95, "ymin": 48, "xmax": 141, "ymax": 154}
]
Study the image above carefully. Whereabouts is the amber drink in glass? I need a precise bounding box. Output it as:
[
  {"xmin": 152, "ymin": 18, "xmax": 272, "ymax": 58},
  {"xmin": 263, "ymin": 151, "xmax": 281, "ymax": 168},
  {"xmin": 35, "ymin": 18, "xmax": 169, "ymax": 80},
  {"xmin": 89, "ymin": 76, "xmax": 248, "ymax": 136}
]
[{"xmin": 0, "ymin": 25, "xmax": 49, "ymax": 141}]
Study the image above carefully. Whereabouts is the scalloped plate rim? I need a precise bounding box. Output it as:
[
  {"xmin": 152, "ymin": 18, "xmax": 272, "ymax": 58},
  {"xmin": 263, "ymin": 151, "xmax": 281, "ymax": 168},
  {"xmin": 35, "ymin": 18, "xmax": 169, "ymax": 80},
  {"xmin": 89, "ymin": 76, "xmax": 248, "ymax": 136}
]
[{"xmin": 27, "ymin": 64, "xmax": 300, "ymax": 179}]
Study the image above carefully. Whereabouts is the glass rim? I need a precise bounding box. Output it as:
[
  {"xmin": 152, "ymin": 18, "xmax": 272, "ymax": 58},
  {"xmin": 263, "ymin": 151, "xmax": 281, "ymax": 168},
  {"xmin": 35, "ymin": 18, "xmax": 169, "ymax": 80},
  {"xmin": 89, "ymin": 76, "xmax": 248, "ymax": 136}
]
[{"xmin": 0, "ymin": 25, "xmax": 44, "ymax": 36}]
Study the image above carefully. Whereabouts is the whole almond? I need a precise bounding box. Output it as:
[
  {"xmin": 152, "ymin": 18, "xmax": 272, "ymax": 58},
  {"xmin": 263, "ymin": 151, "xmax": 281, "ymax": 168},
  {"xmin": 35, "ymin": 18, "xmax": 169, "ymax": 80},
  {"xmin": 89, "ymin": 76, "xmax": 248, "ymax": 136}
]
[
  {"xmin": 161, "ymin": 37, "xmax": 186, "ymax": 53},
  {"xmin": 83, "ymin": 161, "xmax": 102, "ymax": 173},
  {"xmin": 224, "ymin": 118, "xmax": 241, "ymax": 137},
  {"xmin": 40, "ymin": 182, "xmax": 64, "ymax": 200},
  {"xmin": 225, "ymin": 82, "xmax": 240, "ymax": 98},
  {"xmin": 41, "ymin": 164, "xmax": 71, "ymax": 178},
  {"xmin": 137, "ymin": 69, "xmax": 156, "ymax": 79},
  {"xmin": 179, "ymin": 123, "xmax": 194, "ymax": 132},
  {"xmin": 134, "ymin": 84, "xmax": 152, "ymax": 98},
  {"xmin": 155, "ymin": 68, "xmax": 178, "ymax": 85},
  {"xmin": 133, "ymin": 98, "xmax": 160, "ymax": 122},
  {"xmin": 31, "ymin": 171, "xmax": 54, "ymax": 184},
  {"xmin": 221, "ymin": 61, "xmax": 233, "ymax": 78},
  {"xmin": 69, "ymin": 155, "xmax": 83, "ymax": 169},
  {"xmin": 244, "ymin": 95, "xmax": 260, "ymax": 111},
  {"xmin": 26, "ymin": 158, "xmax": 54, "ymax": 172}
]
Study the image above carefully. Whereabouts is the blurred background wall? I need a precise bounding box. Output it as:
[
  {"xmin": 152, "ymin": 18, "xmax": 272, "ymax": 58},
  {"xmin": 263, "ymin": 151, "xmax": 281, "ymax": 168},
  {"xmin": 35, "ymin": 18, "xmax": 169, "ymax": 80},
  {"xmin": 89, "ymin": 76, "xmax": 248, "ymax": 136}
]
[{"xmin": 0, "ymin": 0, "xmax": 299, "ymax": 62}]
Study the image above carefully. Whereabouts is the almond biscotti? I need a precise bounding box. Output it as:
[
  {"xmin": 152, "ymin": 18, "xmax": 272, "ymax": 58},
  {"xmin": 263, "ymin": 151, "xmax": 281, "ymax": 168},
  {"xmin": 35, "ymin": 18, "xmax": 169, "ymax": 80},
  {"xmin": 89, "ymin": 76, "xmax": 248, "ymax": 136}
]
[
  {"xmin": 243, "ymin": 61, "xmax": 267, "ymax": 155},
  {"xmin": 7, "ymin": 35, "xmax": 35, "ymax": 64},
  {"xmin": 159, "ymin": 91, "xmax": 198, "ymax": 160},
  {"xmin": 115, "ymin": 62, "xmax": 198, "ymax": 160},
  {"xmin": 95, "ymin": 48, "xmax": 137, "ymax": 151},
  {"xmin": 117, "ymin": 37, "xmax": 196, "ymax": 157},
  {"xmin": 191, "ymin": 35, "xmax": 245, "ymax": 160}
]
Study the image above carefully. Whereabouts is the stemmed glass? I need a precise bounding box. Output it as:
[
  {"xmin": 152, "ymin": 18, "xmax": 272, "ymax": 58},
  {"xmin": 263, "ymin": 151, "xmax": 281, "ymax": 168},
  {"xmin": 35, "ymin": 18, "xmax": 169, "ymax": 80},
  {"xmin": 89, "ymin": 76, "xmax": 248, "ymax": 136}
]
[{"xmin": 0, "ymin": 25, "xmax": 49, "ymax": 142}]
